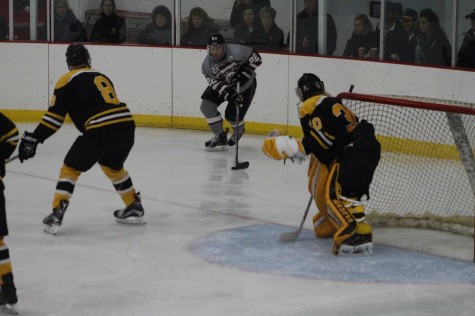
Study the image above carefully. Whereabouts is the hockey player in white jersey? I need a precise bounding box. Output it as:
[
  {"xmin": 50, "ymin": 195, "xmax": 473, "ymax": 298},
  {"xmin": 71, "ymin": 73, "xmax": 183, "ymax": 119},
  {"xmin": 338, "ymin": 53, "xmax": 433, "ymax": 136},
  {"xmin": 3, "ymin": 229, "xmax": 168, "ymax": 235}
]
[{"xmin": 200, "ymin": 33, "xmax": 262, "ymax": 151}]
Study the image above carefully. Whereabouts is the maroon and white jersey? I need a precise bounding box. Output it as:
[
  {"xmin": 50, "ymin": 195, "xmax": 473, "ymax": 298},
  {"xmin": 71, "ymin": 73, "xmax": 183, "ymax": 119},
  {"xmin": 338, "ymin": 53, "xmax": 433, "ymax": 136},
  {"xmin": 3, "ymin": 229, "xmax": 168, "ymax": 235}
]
[{"xmin": 201, "ymin": 44, "xmax": 262, "ymax": 98}]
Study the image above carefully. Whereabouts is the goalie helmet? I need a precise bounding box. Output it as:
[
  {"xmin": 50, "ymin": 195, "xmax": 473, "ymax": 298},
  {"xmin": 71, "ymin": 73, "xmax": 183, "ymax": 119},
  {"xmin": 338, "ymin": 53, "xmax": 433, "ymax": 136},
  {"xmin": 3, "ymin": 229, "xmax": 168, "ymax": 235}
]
[
  {"xmin": 66, "ymin": 43, "xmax": 91, "ymax": 70},
  {"xmin": 207, "ymin": 33, "xmax": 226, "ymax": 61},
  {"xmin": 296, "ymin": 73, "xmax": 325, "ymax": 102}
]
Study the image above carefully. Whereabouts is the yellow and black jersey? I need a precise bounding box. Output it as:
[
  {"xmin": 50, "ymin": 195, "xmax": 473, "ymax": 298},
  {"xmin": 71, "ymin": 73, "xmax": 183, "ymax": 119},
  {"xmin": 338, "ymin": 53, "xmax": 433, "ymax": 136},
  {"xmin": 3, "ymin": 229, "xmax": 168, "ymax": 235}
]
[
  {"xmin": 33, "ymin": 68, "xmax": 134, "ymax": 142},
  {"xmin": 299, "ymin": 95, "xmax": 374, "ymax": 165},
  {"xmin": 0, "ymin": 112, "xmax": 19, "ymax": 161}
]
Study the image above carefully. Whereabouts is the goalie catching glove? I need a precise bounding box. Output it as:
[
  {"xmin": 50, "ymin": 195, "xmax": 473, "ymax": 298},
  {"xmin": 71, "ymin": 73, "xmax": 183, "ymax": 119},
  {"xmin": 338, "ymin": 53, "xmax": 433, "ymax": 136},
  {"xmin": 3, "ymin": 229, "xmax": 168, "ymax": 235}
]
[{"xmin": 262, "ymin": 136, "xmax": 307, "ymax": 164}]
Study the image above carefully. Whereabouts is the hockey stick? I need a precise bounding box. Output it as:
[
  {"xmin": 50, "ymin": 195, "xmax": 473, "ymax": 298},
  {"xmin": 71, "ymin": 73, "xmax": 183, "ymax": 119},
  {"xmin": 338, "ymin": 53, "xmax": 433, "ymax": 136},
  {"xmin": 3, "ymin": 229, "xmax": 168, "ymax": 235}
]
[
  {"xmin": 5, "ymin": 154, "xmax": 19, "ymax": 164},
  {"xmin": 278, "ymin": 195, "xmax": 313, "ymax": 242},
  {"xmin": 231, "ymin": 81, "xmax": 249, "ymax": 170}
]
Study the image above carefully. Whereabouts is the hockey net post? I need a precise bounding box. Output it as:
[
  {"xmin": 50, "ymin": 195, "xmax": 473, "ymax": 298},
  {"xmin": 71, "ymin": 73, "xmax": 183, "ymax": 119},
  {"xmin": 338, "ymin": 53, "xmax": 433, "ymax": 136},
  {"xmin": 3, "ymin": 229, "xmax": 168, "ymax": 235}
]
[{"xmin": 336, "ymin": 92, "xmax": 475, "ymax": 262}]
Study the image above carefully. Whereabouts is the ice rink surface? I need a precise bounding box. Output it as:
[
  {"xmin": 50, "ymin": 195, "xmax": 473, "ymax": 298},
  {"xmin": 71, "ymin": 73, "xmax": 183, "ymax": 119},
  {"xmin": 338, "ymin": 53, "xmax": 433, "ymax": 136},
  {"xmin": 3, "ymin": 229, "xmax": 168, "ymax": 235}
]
[{"xmin": 3, "ymin": 124, "xmax": 475, "ymax": 316}]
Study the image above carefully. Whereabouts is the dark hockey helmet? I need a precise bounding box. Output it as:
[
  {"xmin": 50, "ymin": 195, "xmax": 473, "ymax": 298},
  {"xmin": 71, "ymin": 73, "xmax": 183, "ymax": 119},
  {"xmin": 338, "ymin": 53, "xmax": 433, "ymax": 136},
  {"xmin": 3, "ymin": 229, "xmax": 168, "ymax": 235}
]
[
  {"xmin": 207, "ymin": 33, "xmax": 226, "ymax": 61},
  {"xmin": 296, "ymin": 73, "xmax": 325, "ymax": 102},
  {"xmin": 66, "ymin": 43, "xmax": 91, "ymax": 70}
]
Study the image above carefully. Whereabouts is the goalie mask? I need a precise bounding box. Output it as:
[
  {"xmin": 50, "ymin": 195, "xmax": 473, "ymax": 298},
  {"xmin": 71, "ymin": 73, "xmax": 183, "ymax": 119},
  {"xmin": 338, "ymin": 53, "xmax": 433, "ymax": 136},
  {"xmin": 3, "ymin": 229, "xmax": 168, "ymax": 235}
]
[
  {"xmin": 207, "ymin": 33, "xmax": 226, "ymax": 62},
  {"xmin": 296, "ymin": 73, "xmax": 325, "ymax": 102},
  {"xmin": 66, "ymin": 43, "xmax": 91, "ymax": 70}
]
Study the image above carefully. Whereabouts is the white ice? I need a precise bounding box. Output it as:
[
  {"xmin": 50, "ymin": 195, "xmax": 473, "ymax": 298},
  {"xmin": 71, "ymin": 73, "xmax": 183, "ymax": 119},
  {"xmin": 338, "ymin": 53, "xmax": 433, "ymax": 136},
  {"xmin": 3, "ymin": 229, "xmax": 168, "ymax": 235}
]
[{"xmin": 3, "ymin": 124, "xmax": 474, "ymax": 316}]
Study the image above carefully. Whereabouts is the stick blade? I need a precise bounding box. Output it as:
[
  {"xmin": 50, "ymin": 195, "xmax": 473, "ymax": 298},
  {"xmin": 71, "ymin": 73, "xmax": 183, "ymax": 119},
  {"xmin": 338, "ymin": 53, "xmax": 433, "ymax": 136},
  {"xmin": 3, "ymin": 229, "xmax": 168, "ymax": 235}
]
[
  {"xmin": 278, "ymin": 230, "xmax": 300, "ymax": 243},
  {"xmin": 231, "ymin": 161, "xmax": 249, "ymax": 170}
]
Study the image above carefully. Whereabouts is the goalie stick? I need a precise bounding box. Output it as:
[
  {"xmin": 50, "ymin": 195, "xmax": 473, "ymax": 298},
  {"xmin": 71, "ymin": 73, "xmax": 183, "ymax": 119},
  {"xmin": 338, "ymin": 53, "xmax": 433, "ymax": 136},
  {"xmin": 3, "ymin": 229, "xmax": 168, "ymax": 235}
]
[
  {"xmin": 278, "ymin": 195, "xmax": 313, "ymax": 242},
  {"xmin": 231, "ymin": 82, "xmax": 249, "ymax": 170}
]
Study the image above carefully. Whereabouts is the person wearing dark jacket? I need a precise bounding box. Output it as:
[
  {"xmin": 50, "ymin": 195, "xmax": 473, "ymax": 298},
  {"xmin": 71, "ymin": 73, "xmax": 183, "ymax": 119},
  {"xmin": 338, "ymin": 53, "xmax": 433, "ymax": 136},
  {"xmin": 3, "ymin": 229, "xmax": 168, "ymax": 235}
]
[
  {"xmin": 90, "ymin": 0, "xmax": 127, "ymax": 43},
  {"xmin": 392, "ymin": 8, "xmax": 420, "ymax": 63},
  {"xmin": 247, "ymin": 6, "xmax": 284, "ymax": 52},
  {"xmin": 181, "ymin": 7, "xmax": 219, "ymax": 47},
  {"xmin": 54, "ymin": 0, "xmax": 87, "ymax": 42},
  {"xmin": 343, "ymin": 14, "xmax": 378, "ymax": 58},
  {"xmin": 229, "ymin": 0, "xmax": 271, "ymax": 27},
  {"xmin": 295, "ymin": 0, "xmax": 337, "ymax": 55},
  {"xmin": 457, "ymin": 9, "xmax": 475, "ymax": 68},
  {"xmin": 417, "ymin": 8, "xmax": 451, "ymax": 66},
  {"xmin": 138, "ymin": 5, "xmax": 172, "ymax": 45}
]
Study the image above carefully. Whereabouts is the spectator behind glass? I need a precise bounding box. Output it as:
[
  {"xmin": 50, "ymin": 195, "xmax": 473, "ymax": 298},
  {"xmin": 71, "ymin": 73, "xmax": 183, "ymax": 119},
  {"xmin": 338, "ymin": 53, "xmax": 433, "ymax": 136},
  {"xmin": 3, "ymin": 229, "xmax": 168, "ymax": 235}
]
[
  {"xmin": 138, "ymin": 5, "xmax": 172, "ymax": 45},
  {"xmin": 233, "ymin": 5, "xmax": 256, "ymax": 44},
  {"xmin": 391, "ymin": 8, "xmax": 419, "ymax": 63},
  {"xmin": 295, "ymin": 0, "xmax": 337, "ymax": 55},
  {"xmin": 418, "ymin": 8, "xmax": 451, "ymax": 66},
  {"xmin": 229, "ymin": 0, "xmax": 252, "ymax": 28},
  {"xmin": 90, "ymin": 0, "xmax": 127, "ymax": 43},
  {"xmin": 229, "ymin": 0, "xmax": 271, "ymax": 29},
  {"xmin": 0, "ymin": 16, "xmax": 7, "ymax": 40},
  {"xmin": 457, "ymin": 9, "xmax": 475, "ymax": 68},
  {"xmin": 343, "ymin": 14, "xmax": 378, "ymax": 58},
  {"xmin": 376, "ymin": 2, "xmax": 405, "ymax": 60},
  {"xmin": 247, "ymin": 6, "xmax": 284, "ymax": 52},
  {"xmin": 181, "ymin": 7, "xmax": 219, "ymax": 47},
  {"xmin": 54, "ymin": 0, "xmax": 87, "ymax": 42}
]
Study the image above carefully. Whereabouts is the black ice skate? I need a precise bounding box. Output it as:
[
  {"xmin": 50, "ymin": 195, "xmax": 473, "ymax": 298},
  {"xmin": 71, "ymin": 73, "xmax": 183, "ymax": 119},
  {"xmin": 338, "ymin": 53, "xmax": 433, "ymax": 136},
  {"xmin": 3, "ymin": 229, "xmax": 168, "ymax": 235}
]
[
  {"xmin": 0, "ymin": 275, "xmax": 18, "ymax": 315},
  {"xmin": 205, "ymin": 131, "xmax": 228, "ymax": 152},
  {"xmin": 43, "ymin": 200, "xmax": 69, "ymax": 235},
  {"xmin": 335, "ymin": 232, "xmax": 373, "ymax": 255},
  {"xmin": 114, "ymin": 193, "xmax": 146, "ymax": 225},
  {"xmin": 228, "ymin": 128, "xmax": 245, "ymax": 147}
]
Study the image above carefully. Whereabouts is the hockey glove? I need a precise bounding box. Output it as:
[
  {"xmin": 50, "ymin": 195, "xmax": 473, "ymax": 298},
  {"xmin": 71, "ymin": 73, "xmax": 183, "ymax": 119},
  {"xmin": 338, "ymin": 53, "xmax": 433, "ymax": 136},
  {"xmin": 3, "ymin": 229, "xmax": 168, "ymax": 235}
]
[
  {"xmin": 227, "ymin": 92, "xmax": 244, "ymax": 108},
  {"xmin": 262, "ymin": 136, "xmax": 307, "ymax": 164},
  {"xmin": 19, "ymin": 131, "xmax": 39, "ymax": 163},
  {"xmin": 231, "ymin": 64, "xmax": 253, "ymax": 85}
]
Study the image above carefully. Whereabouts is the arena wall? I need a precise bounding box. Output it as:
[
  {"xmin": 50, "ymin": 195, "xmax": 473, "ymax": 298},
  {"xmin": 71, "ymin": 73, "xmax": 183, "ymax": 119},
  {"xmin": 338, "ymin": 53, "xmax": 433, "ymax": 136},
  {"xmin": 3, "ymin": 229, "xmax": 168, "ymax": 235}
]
[{"xmin": 1, "ymin": 42, "xmax": 474, "ymax": 136}]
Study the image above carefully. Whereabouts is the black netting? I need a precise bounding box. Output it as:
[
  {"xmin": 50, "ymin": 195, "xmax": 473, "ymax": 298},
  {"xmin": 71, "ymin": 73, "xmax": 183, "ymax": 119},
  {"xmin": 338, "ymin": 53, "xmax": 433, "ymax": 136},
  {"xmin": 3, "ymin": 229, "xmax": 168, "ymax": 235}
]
[{"xmin": 341, "ymin": 96, "xmax": 475, "ymax": 234}]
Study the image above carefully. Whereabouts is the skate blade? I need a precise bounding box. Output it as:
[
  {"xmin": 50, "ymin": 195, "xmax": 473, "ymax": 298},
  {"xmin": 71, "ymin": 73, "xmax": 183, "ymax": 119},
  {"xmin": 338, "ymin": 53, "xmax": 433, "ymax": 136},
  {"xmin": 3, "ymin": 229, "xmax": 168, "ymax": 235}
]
[
  {"xmin": 44, "ymin": 224, "xmax": 59, "ymax": 235},
  {"xmin": 205, "ymin": 146, "xmax": 228, "ymax": 152},
  {"xmin": 1, "ymin": 304, "xmax": 19, "ymax": 315},
  {"xmin": 115, "ymin": 217, "xmax": 147, "ymax": 225},
  {"xmin": 337, "ymin": 242, "xmax": 373, "ymax": 256}
]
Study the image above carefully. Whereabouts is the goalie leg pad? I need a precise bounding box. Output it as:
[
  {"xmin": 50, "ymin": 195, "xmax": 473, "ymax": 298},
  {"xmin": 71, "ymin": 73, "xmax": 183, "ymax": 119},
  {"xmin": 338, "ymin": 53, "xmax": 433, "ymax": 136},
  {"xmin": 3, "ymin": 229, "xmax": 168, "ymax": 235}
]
[
  {"xmin": 262, "ymin": 136, "xmax": 306, "ymax": 161},
  {"xmin": 324, "ymin": 163, "xmax": 358, "ymax": 253},
  {"xmin": 312, "ymin": 212, "xmax": 336, "ymax": 238}
]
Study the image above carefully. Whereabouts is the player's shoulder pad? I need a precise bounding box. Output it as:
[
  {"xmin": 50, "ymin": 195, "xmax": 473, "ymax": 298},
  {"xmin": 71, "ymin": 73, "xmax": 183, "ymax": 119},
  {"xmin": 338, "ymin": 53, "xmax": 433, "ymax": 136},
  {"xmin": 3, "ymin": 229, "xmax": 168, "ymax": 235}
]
[
  {"xmin": 299, "ymin": 95, "xmax": 327, "ymax": 118},
  {"xmin": 227, "ymin": 43, "xmax": 253, "ymax": 58},
  {"xmin": 54, "ymin": 68, "xmax": 99, "ymax": 90}
]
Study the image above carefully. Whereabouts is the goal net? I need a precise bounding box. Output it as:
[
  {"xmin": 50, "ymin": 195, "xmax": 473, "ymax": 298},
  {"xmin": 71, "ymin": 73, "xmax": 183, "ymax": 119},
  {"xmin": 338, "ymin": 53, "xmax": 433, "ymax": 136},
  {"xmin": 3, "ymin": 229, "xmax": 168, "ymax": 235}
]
[{"xmin": 336, "ymin": 92, "xmax": 475, "ymax": 238}]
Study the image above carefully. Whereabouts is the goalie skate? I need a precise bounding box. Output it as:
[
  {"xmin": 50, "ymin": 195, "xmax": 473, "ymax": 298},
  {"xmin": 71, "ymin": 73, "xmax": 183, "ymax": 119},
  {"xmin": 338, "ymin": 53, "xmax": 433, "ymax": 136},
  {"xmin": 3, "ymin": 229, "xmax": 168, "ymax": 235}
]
[
  {"xmin": 114, "ymin": 193, "xmax": 146, "ymax": 225},
  {"xmin": 335, "ymin": 233, "xmax": 373, "ymax": 255}
]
